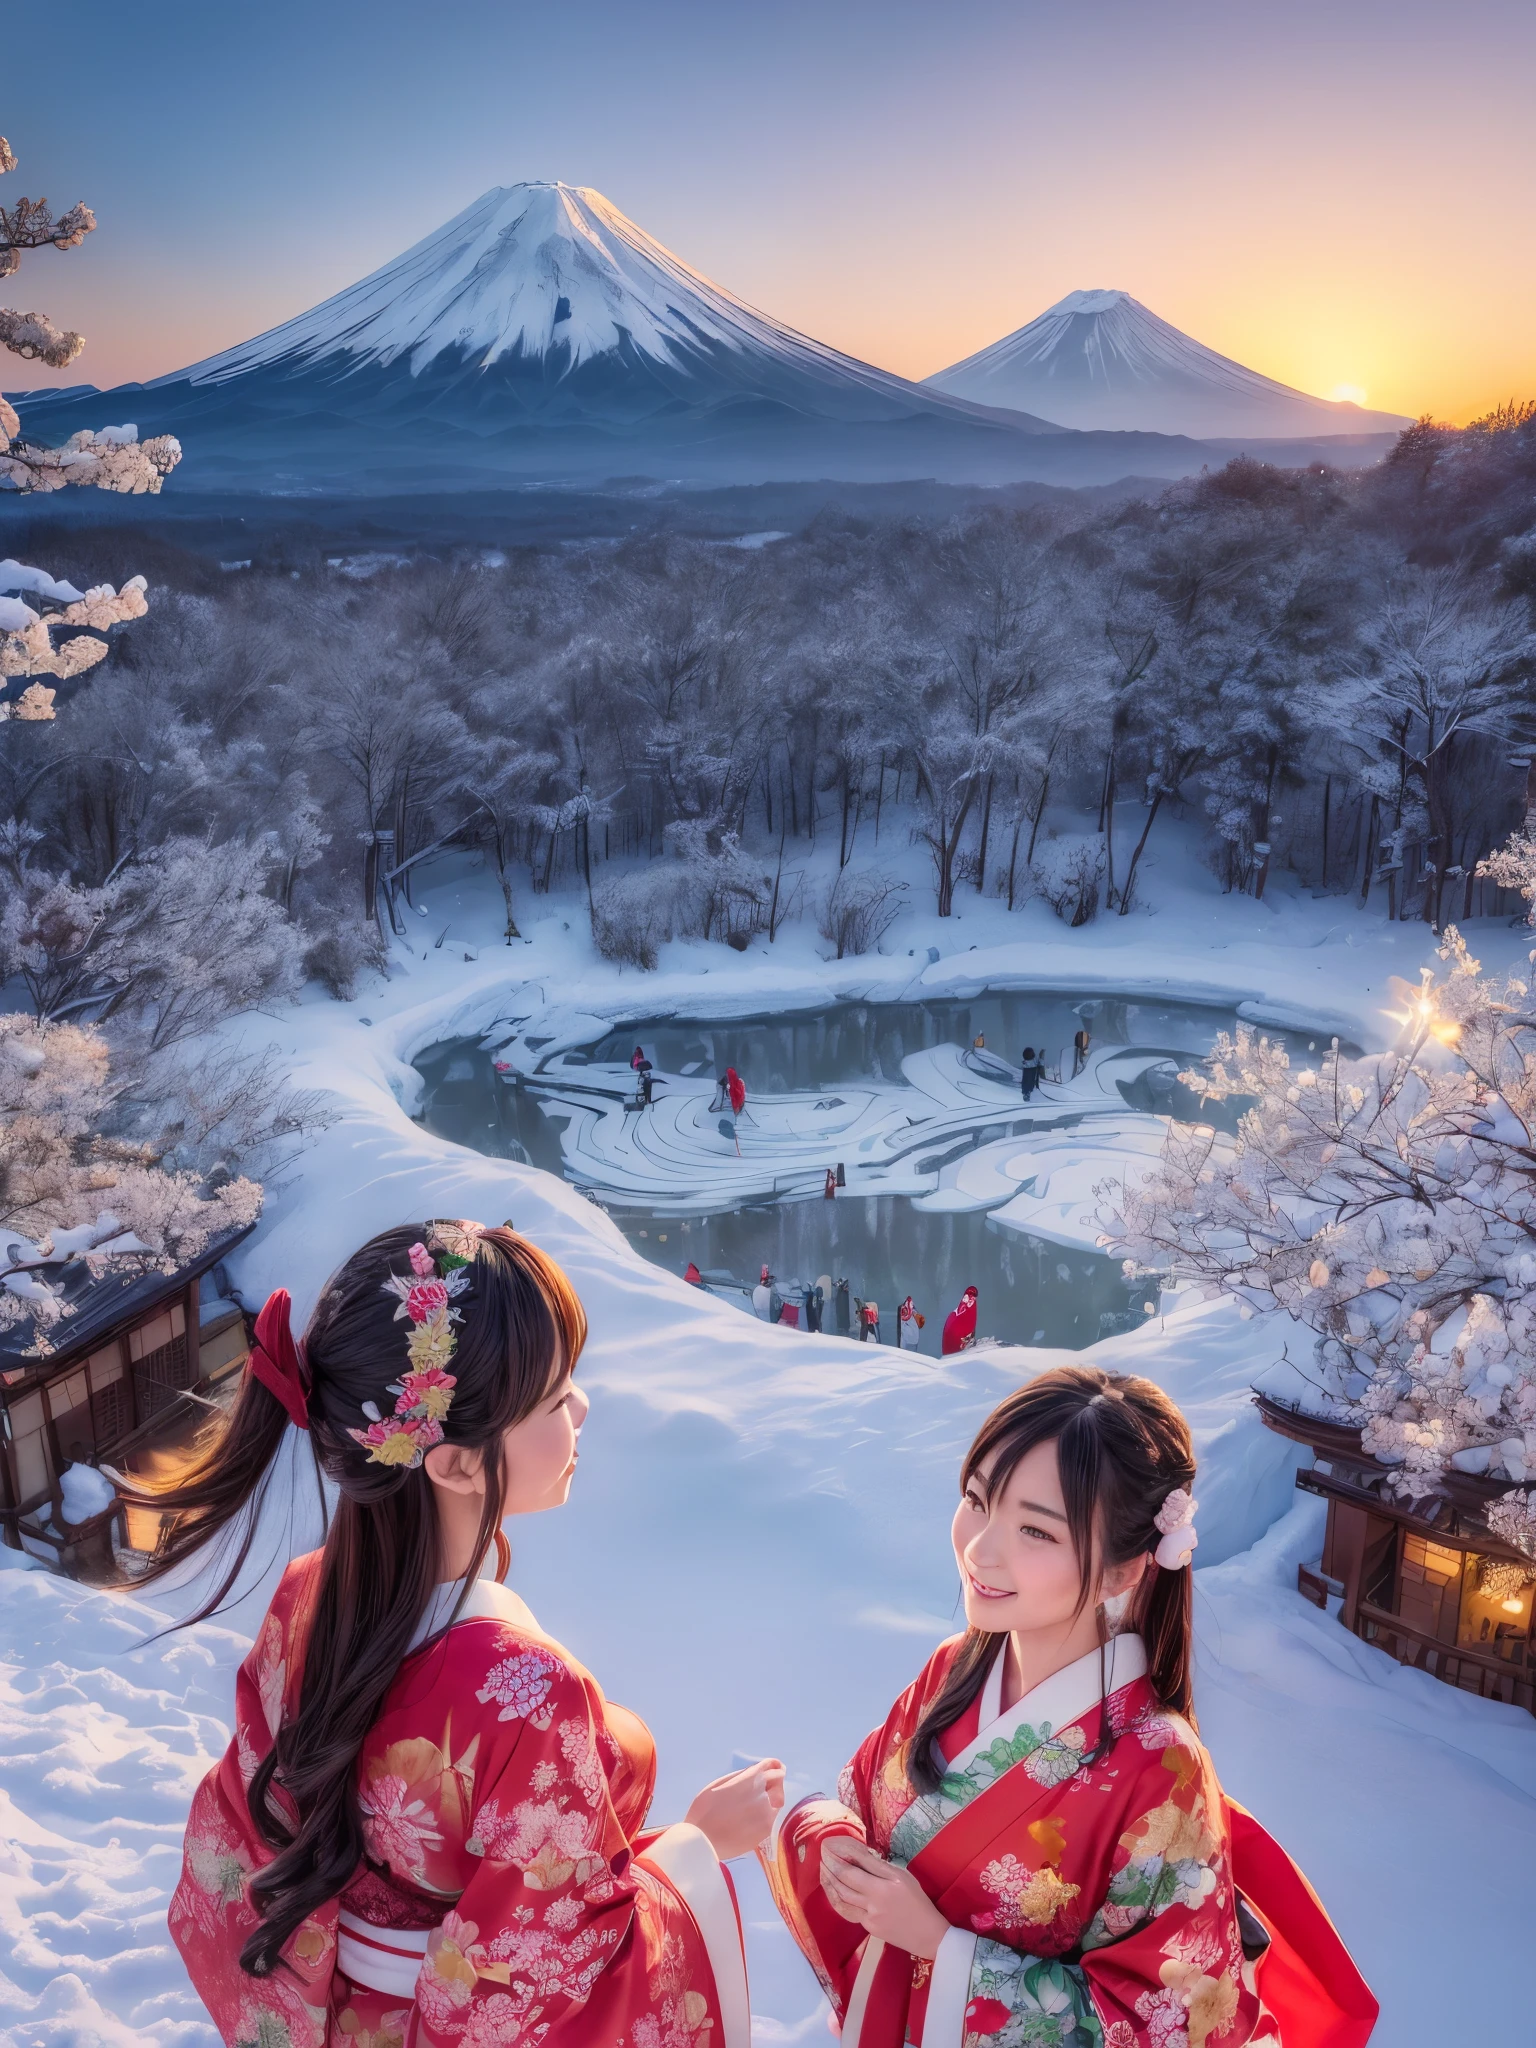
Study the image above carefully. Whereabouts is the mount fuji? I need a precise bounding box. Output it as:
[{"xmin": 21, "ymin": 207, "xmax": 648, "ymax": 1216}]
[
  {"xmin": 10, "ymin": 197, "xmax": 1408, "ymax": 496},
  {"xmin": 927, "ymin": 289, "xmax": 1413, "ymax": 441},
  {"xmin": 12, "ymin": 184, "xmax": 1127, "ymax": 495}
]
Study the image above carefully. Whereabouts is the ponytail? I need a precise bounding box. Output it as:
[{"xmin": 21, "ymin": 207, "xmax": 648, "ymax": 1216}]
[
  {"xmin": 1133, "ymin": 1536, "xmax": 1195, "ymax": 1721},
  {"xmin": 908, "ymin": 1365, "xmax": 1196, "ymax": 1793},
  {"xmin": 120, "ymin": 1348, "xmax": 311, "ymax": 1624},
  {"xmin": 117, "ymin": 1222, "xmax": 586, "ymax": 1976}
]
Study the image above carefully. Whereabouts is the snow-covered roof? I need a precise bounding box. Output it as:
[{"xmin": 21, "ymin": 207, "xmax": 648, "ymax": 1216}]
[{"xmin": 0, "ymin": 1223, "xmax": 254, "ymax": 1385}]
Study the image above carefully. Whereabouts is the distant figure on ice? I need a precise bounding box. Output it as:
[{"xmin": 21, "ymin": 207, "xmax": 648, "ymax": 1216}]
[
  {"xmin": 973, "ymin": 1031, "xmax": 986, "ymax": 1050},
  {"xmin": 1072, "ymin": 1024, "xmax": 1091, "ymax": 1077},
  {"xmin": 824, "ymin": 1166, "xmax": 838, "ymax": 1199},
  {"xmin": 835, "ymin": 1277, "xmax": 851, "ymax": 1335},
  {"xmin": 807, "ymin": 1275, "xmax": 828, "ymax": 1332},
  {"xmin": 898, "ymin": 1294, "xmax": 924, "ymax": 1349},
  {"xmin": 1020, "ymin": 1048, "xmax": 1039, "ymax": 1100},
  {"xmin": 726, "ymin": 1067, "xmax": 747, "ymax": 1117},
  {"xmin": 630, "ymin": 1045, "xmax": 652, "ymax": 1074},
  {"xmin": 752, "ymin": 1265, "xmax": 774, "ymax": 1319},
  {"xmin": 861, "ymin": 1298, "xmax": 881, "ymax": 1342},
  {"xmin": 943, "ymin": 1283, "xmax": 979, "ymax": 1354},
  {"xmin": 684, "ymin": 1260, "xmax": 704, "ymax": 1287}
]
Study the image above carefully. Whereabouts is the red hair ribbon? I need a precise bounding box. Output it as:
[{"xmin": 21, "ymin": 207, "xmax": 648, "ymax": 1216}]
[{"xmin": 249, "ymin": 1288, "xmax": 311, "ymax": 1430}]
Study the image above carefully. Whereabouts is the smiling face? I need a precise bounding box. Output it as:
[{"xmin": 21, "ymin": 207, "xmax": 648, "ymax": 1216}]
[
  {"xmin": 499, "ymin": 1363, "xmax": 590, "ymax": 1516},
  {"xmin": 952, "ymin": 1437, "xmax": 1146, "ymax": 1640}
]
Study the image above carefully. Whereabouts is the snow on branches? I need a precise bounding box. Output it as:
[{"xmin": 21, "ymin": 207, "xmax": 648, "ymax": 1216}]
[
  {"xmin": 0, "ymin": 1015, "xmax": 262, "ymax": 1354},
  {"xmin": 1477, "ymin": 829, "xmax": 1536, "ymax": 926},
  {"xmin": 0, "ymin": 138, "xmax": 181, "ymax": 491},
  {"xmin": 0, "ymin": 556, "xmax": 152, "ymax": 716},
  {"xmin": 0, "ymin": 401, "xmax": 182, "ymax": 496},
  {"xmin": 1106, "ymin": 905, "xmax": 1536, "ymax": 1505},
  {"xmin": 0, "ymin": 134, "xmax": 93, "ymax": 366}
]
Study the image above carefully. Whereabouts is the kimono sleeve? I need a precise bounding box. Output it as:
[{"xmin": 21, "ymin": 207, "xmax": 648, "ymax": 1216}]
[
  {"xmin": 169, "ymin": 1577, "xmax": 337, "ymax": 2048},
  {"xmin": 409, "ymin": 1641, "xmax": 717, "ymax": 2045},
  {"xmin": 938, "ymin": 1731, "xmax": 1256, "ymax": 2048}
]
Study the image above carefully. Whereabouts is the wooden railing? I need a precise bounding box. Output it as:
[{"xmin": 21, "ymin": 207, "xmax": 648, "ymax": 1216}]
[{"xmin": 1355, "ymin": 1599, "xmax": 1534, "ymax": 1710}]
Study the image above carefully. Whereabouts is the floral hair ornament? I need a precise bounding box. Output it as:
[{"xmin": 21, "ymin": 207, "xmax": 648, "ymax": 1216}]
[
  {"xmin": 347, "ymin": 1221, "xmax": 487, "ymax": 1468},
  {"xmin": 1153, "ymin": 1486, "xmax": 1199, "ymax": 1570}
]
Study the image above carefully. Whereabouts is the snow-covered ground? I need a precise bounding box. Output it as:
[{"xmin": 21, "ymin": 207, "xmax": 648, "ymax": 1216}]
[{"xmin": 4, "ymin": 821, "xmax": 1533, "ymax": 2047}]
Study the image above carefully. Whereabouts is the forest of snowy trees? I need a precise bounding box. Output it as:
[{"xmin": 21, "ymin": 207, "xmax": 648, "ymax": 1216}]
[{"xmin": 5, "ymin": 401, "xmax": 1534, "ymax": 992}]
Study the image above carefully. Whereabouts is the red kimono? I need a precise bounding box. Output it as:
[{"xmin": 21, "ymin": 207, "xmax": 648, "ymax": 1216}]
[
  {"xmin": 942, "ymin": 1289, "xmax": 978, "ymax": 1356},
  {"xmin": 171, "ymin": 1560, "xmax": 749, "ymax": 2048},
  {"xmin": 761, "ymin": 1634, "xmax": 1376, "ymax": 2048}
]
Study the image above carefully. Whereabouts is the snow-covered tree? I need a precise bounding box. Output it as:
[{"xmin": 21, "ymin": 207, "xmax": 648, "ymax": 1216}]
[
  {"xmin": 0, "ymin": 560, "xmax": 151, "ymax": 718},
  {"xmin": 1328, "ymin": 568, "xmax": 1536, "ymax": 926},
  {"xmin": 1, "ymin": 837, "xmax": 305, "ymax": 1048},
  {"xmin": 0, "ymin": 134, "xmax": 93, "ymax": 367},
  {"xmin": 0, "ymin": 135, "xmax": 179, "ymax": 495},
  {"xmin": 0, "ymin": 1014, "xmax": 263, "ymax": 1354},
  {"xmin": 1, "ymin": 135, "xmax": 178, "ymax": 716},
  {"xmin": 1106, "ymin": 891, "xmax": 1536, "ymax": 1514},
  {"xmin": 818, "ymin": 866, "xmax": 906, "ymax": 960}
]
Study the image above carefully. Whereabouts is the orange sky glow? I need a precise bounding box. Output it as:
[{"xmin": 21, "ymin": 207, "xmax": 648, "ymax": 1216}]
[{"xmin": 5, "ymin": 0, "xmax": 1532, "ymax": 429}]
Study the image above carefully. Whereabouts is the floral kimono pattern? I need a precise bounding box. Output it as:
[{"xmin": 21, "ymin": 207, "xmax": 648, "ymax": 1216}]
[
  {"xmin": 760, "ymin": 1634, "xmax": 1376, "ymax": 2048},
  {"xmin": 171, "ymin": 1558, "xmax": 749, "ymax": 2048}
]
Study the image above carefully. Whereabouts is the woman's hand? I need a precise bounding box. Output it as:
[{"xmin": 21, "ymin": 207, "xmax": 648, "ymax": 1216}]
[
  {"xmin": 820, "ymin": 1837, "xmax": 950, "ymax": 1961},
  {"xmin": 685, "ymin": 1759, "xmax": 786, "ymax": 1860}
]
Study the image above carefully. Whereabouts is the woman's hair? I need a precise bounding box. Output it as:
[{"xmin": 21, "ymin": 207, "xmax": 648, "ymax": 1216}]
[
  {"xmin": 907, "ymin": 1363, "xmax": 1196, "ymax": 1794},
  {"xmin": 119, "ymin": 1222, "xmax": 586, "ymax": 1976}
]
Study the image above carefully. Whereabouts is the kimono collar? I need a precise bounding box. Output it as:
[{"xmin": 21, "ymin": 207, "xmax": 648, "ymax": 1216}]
[
  {"xmin": 959, "ymin": 1631, "xmax": 1148, "ymax": 1775},
  {"xmin": 408, "ymin": 1571, "xmax": 543, "ymax": 1653}
]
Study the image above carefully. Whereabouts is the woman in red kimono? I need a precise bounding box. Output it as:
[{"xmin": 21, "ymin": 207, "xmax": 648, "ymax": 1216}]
[
  {"xmin": 128, "ymin": 1220, "xmax": 780, "ymax": 2048},
  {"xmin": 942, "ymin": 1286, "xmax": 978, "ymax": 1356},
  {"xmin": 760, "ymin": 1365, "xmax": 1377, "ymax": 2048}
]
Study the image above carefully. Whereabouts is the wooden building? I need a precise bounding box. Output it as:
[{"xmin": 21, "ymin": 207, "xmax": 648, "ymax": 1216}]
[
  {"xmin": 0, "ymin": 1225, "xmax": 254, "ymax": 1575},
  {"xmin": 1257, "ymin": 1391, "xmax": 1536, "ymax": 1714}
]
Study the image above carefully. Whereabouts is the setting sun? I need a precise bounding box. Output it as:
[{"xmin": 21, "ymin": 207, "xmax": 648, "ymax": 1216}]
[{"xmin": 1329, "ymin": 383, "xmax": 1369, "ymax": 404}]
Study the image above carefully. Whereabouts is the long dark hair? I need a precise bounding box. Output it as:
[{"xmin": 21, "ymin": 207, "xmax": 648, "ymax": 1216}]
[
  {"xmin": 907, "ymin": 1363, "xmax": 1196, "ymax": 1794},
  {"xmin": 119, "ymin": 1222, "xmax": 586, "ymax": 1975}
]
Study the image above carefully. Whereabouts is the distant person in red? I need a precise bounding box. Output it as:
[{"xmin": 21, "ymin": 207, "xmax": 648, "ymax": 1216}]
[
  {"xmin": 726, "ymin": 1067, "xmax": 746, "ymax": 1116},
  {"xmin": 861, "ymin": 1298, "xmax": 880, "ymax": 1342},
  {"xmin": 684, "ymin": 1260, "xmax": 703, "ymax": 1286},
  {"xmin": 942, "ymin": 1283, "xmax": 978, "ymax": 1354},
  {"xmin": 824, "ymin": 1166, "xmax": 837, "ymax": 1199},
  {"xmin": 630, "ymin": 1045, "xmax": 651, "ymax": 1072}
]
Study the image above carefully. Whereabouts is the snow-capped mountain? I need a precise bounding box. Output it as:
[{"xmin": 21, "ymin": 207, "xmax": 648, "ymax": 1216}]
[
  {"xmin": 927, "ymin": 289, "xmax": 1412, "ymax": 440},
  {"xmin": 19, "ymin": 184, "xmax": 1133, "ymax": 493},
  {"xmin": 10, "ymin": 203, "xmax": 1407, "ymax": 493},
  {"xmin": 171, "ymin": 181, "xmax": 1025, "ymax": 418}
]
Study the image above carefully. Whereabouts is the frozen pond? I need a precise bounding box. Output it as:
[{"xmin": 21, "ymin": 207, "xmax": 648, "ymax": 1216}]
[{"xmin": 413, "ymin": 991, "xmax": 1338, "ymax": 1353}]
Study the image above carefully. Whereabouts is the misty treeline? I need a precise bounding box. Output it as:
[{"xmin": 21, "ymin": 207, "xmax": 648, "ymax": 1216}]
[{"xmin": 3, "ymin": 407, "xmax": 1535, "ymax": 1049}]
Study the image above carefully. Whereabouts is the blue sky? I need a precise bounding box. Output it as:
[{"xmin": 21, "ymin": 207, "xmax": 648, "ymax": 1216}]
[{"xmin": 7, "ymin": 0, "xmax": 1535, "ymax": 416}]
